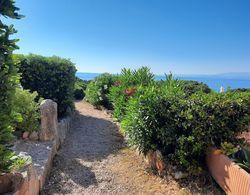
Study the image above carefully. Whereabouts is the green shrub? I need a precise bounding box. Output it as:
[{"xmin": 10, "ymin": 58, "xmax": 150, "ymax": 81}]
[
  {"xmin": 108, "ymin": 67, "xmax": 155, "ymax": 120},
  {"xmin": 175, "ymin": 92, "xmax": 250, "ymax": 172},
  {"xmin": 121, "ymin": 76, "xmax": 185, "ymax": 154},
  {"xmin": 74, "ymin": 77, "xmax": 89, "ymax": 100},
  {"xmin": 0, "ymin": 0, "xmax": 25, "ymax": 173},
  {"xmin": 122, "ymin": 75, "xmax": 250, "ymax": 173},
  {"xmin": 228, "ymin": 88, "xmax": 250, "ymax": 93},
  {"xmin": 12, "ymin": 88, "xmax": 41, "ymax": 133},
  {"xmin": 181, "ymin": 80, "xmax": 212, "ymax": 96},
  {"xmin": 14, "ymin": 54, "xmax": 77, "ymax": 117},
  {"xmin": 85, "ymin": 73, "xmax": 116, "ymax": 108}
]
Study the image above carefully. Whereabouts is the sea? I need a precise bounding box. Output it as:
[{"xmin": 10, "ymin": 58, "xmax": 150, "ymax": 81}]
[{"xmin": 76, "ymin": 72, "xmax": 250, "ymax": 92}]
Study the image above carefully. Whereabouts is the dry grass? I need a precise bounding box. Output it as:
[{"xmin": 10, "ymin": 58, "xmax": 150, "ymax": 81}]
[{"xmin": 108, "ymin": 148, "xmax": 224, "ymax": 195}]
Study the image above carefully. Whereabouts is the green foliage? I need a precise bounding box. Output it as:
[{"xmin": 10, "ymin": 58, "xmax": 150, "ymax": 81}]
[
  {"xmin": 220, "ymin": 142, "xmax": 238, "ymax": 156},
  {"xmin": 12, "ymin": 88, "xmax": 41, "ymax": 133},
  {"xmin": 181, "ymin": 80, "xmax": 212, "ymax": 96},
  {"xmin": 14, "ymin": 54, "xmax": 77, "ymax": 117},
  {"xmin": 0, "ymin": 0, "xmax": 25, "ymax": 173},
  {"xmin": 108, "ymin": 67, "xmax": 155, "ymax": 120},
  {"xmin": 74, "ymin": 77, "xmax": 89, "ymax": 100},
  {"xmin": 85, "ymin": 73, "xmax": 116, "ymax": 108},
  {"xmin": 229, "ymin": 88, "xmax": 250, "ymax": 93},
  {"xmin": 122, "ymin": 74, "xmax": 250, "ymax": 173},
  {"xmin": 0, "ymin": 145, "xmax": 31, "ymax": 173},
  {"xmin": 121, "ymin": 76, "xmax": 185, "ymax": 154},
  {"xmin": 0, "ymin": 0, "xmax": 24, "ymax": 19}
]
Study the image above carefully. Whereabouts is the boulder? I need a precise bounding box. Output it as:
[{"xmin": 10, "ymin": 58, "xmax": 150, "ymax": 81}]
[
  {"xmin": 29, "ymin": 131, "xmax": 39, "ymax": 141},
  {"xmin": 174, "ymin": 171, "xmax": 188, "ymax": 180},
  {"xmin": 39, "ymin": 100, "xmax": 58, "ymax": 142},
  {"xmin": 22, "ymin": 131, "xmax": 30, "ymax": 139},
  {"xmin": 145, "ymin": 150, "xmax": 166, "ymax": 175}
]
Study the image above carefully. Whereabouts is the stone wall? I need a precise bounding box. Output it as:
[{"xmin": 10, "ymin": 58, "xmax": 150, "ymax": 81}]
[{"xmin": 10, "ymin": 99, "xmax": 75, "ymax": 195}]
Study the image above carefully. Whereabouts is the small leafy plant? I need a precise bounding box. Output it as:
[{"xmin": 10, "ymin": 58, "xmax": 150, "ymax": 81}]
[
  {"xmin": 233, "ymin": 147, "xmax": 250, "ymax": 173},
  {"xmin": 12, "ymin": 88, "xmax": 41, "ymax": 133},
  {"xmin": 0, "ymin": 145, "xmax": 31, "ymax": 173},
  {"xmin": 220, "ymin": 142, "xmax": 238, "ymax": 156}
]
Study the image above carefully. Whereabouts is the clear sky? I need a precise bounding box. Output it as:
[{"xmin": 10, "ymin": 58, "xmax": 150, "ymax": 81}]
[{"xmin": 6, "ymin": 0, "xmax": 250, "ymax": 74}]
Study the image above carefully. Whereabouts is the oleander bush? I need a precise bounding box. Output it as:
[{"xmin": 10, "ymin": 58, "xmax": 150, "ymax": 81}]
[
  {"xmin": 121, "ymin": 75, "xmax": 250, "ymax": 173},
  {"xmin": 85, "ymin": 73, "xmax": 116, "ymax": 108},
  {"xmin": 74, "ymin": 77, "xmax": 89, "ymax": 100},
  {"xmin": 108, "ymin": 67, "xmax": 155, "ymax": 120},
  {"xmin": 14, "ymin": 54, "xmax": 77, "ymax": 117},
  {"xmin": 12, "ymin": 88, "xmax": 41, "ymax": 133}
]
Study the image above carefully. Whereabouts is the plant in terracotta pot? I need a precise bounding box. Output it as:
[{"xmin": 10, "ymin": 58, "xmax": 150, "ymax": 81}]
[
  {"xmin": 207, "ymin": 142, "xmax": 250, "ymax": 195},
  {"xmin": 232, "ymin": 147, "xmax": 250, "ymax": 173},
  {"xmin": 0, "ymin": 146, "xmax": 30, "ymax": 194}
]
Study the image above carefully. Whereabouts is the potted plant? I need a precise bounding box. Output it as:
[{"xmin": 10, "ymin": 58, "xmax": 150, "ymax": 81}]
[
  {"xmin": 0, "ymin": 147, "xmax": 30, "ymax": 194},
  {"xmin": 206, "ymin": 144, "xmax": 250, "ymax": 195}
]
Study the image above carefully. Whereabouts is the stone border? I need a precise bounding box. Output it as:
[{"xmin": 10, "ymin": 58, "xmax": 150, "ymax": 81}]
[{"xmin": 10, "ymin": 99, "xmax": 75, "ymax": 195}]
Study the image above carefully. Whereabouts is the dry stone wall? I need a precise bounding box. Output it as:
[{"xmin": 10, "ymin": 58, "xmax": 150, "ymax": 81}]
[{"xmin": 10, "ymin": 99, "xmax": 75, "ymax": 195}]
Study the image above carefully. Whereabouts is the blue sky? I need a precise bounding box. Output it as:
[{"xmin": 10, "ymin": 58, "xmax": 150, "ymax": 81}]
[{"xmin": 6, "ymin": 0, "xmax": 250, "ymax": 74}]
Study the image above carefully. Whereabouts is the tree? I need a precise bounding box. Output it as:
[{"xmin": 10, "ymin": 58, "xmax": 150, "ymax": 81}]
[{"xmin": 0, "ymin": 0, "xmax": 23, "ymax": 172}]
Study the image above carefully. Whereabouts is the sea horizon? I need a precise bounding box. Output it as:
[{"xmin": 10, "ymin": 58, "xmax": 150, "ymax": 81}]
[{"xmin": 76, "ymin": 72, "xmax": 250, "ymax": 91}]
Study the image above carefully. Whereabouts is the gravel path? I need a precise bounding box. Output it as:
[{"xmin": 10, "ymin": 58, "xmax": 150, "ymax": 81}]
[{"xmin": 42, "ymin": 101, "xmax": 223, "ymax": 195}]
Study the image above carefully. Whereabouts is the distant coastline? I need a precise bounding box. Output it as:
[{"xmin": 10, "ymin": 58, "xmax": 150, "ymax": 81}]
[{"xmin": 76, "ymin": 72, "xmax": 250, "ymax": 91}]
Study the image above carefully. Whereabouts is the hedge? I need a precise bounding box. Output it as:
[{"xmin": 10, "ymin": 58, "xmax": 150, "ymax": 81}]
[
  {"xmin": 14, "ymin": 54, "xmax": 77, "ymax": 117},
  {"xmin": 121, "ymin": 77, "xmax": 250, "ymax": 173}
]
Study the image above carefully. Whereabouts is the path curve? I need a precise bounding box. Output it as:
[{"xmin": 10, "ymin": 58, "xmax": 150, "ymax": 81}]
[{"xmin": 42, "ymin": 101, "xmax": 223, "ymax": 195}]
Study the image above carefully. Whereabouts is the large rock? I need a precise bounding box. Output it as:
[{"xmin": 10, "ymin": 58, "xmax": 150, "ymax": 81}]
[
  {"xmin": 173, "ymin": 171, "xmax": 188, "ymax": 180},
  {"xmin": 22, "ymin": 131, "xmax": 30, "ymax": 140},
  {"xmin": 39, "ymin": 100, "xmax": 58, "ymax": 142},
  {"xmin": 29, "ymin": 132, "xmax": 39, "ymax": 141}
]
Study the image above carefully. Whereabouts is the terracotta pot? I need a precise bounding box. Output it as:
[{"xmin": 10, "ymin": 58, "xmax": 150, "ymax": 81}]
[
  {"xmin": 0, "ymin": 173, "xmax": 13, "ymax": 194},
  {"xmin": 206, "ymin": 147, "xmax": 250, "ymax": 195}
]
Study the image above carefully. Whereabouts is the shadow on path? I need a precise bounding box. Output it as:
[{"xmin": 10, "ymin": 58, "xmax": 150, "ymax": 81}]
[{"xmin": 42, "ymin": 105, "xmax": 125, "ymax": 194}]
